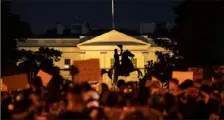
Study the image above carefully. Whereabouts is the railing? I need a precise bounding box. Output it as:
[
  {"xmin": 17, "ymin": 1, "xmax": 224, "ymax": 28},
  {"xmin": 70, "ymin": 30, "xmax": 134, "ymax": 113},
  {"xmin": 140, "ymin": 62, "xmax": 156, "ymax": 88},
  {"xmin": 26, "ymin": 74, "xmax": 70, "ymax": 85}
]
[
  {"xmin": 17, "ymin": 39, "xmax": 80, "ymax": 47},
  {"xmin": 44, "ymin": 40, "xmax": 56, "ymax": 43}
]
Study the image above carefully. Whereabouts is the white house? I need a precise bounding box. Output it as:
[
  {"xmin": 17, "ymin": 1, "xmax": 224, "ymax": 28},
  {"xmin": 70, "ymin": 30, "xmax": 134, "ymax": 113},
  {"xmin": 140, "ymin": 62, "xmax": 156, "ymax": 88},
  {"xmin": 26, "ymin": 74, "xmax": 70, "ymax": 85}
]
[{"xmin": 17, "ymin": 30, "xmax": 166, "ymax": 83}]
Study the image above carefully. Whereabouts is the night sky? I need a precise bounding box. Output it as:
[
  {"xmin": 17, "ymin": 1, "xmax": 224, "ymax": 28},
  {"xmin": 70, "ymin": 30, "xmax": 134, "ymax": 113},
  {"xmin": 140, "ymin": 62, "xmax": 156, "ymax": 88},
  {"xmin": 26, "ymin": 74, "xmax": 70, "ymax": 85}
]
[{"xmin": 11, "ymin": 0, "xmax": 181, "ymax": 35}]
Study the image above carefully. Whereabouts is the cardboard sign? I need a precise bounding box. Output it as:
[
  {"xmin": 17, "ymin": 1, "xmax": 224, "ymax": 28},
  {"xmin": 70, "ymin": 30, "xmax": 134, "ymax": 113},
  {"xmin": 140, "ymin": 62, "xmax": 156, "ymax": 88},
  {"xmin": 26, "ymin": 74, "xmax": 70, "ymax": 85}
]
[
  {"xmin": 188, "ymin": 67, "xmax": 204, "ymax": 80},
  {"xmin": 2, "ymin": 74, "xmax": 29, "ymax": 91},
  {"xmin": 73, "ymin": 59, "xmax": 101, "ymax": 83},
  {"xmin": 0, "ymin": 78, "xmax": 8, "ymax": 91},
  {"xmin": 219, "ymin": 65, "xmax": 224, "ymax": 74},
  {"xmin": 37, "ymin": 70, "xmax": 52, "ymax": 87},
  {"xmin": 172, "ymin": 71, "xmax": 193, "ymax": 84}
]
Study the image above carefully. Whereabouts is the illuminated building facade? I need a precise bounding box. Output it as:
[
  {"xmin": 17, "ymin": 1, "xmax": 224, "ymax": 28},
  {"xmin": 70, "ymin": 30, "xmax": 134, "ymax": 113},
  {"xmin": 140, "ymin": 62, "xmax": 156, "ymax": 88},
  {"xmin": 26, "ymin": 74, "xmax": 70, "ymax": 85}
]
[{"xmin": 17, "ymin": 30, "xmax": 166, "ymax": 84}]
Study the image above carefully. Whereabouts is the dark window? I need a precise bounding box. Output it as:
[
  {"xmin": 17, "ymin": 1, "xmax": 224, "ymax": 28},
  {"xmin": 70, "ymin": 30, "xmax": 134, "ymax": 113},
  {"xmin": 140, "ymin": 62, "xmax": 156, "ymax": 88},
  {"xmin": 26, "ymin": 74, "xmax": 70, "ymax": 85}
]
[{"xmin": 65, "ymin": 59, "xmax": 71, "ymax": 65}]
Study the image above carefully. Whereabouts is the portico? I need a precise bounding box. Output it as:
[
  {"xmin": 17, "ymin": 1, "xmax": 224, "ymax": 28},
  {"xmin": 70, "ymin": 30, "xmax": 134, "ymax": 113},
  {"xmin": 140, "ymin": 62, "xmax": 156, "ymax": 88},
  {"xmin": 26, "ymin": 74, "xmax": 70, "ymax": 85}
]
[{"xmin": 17, "ymin": 30, "xmax": 166, "ymax": 81}]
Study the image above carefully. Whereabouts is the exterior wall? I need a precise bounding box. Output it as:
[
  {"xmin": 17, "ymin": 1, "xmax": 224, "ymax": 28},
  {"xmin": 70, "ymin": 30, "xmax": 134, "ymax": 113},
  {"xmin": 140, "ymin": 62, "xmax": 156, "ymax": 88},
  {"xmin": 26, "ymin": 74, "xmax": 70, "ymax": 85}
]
[
  {"xmin": 79, "ymin": 51, "xmax": 146, "ymax": 69},
  {"xmin": 18, "ymin": 45, "xmax": 166, "ymax": 81},
  {"xmin": 18, "ymin": 47, "xmax": 80, "ymax": 68},
  {"xmin": 19, "ymin": 47, "xmax": 39, "ymax": 51},
  {"xmin": 17, "ymin": 38, "xmax": 79, "ymax": 47},
  {"xmin": 79, "ymin": 45, "xmax": 151, "ymax": 69},
  {"xmin": 19, "ymin": 47, "xmax": 80, "ymax": 79},
  {"xmin": 18, "ymin": 35, "xmax": 172, "ymax": 87},
  {"xmin": 18, "ymin": 45, "xmax": 167, "ymax": 82}
]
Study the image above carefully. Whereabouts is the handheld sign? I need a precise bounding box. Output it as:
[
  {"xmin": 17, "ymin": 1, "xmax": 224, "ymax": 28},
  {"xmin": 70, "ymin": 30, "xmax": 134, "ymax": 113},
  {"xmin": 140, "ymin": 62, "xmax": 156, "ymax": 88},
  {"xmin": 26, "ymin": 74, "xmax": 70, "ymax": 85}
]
[
  {"xmin": 188, "ymin": 67, "xmax": 203, "ymax": 80},
  {"xmin": 73, "ymin": 59, "xmax": 101, "ymax": 83},
  {"xmin": 0, "ymin": 78, "xmax": 8, "ymax": 91},
  {"xmin": 2, "ymin": 74, "xmax": 29, "ymax": 91},
  {"xmin": 37, "ymin": 70, "xmax": 52, "ymax": 87},
  {"xmin": 219, "ymin": 65, "xmax": 224, "ymax": 74},
  {"xmin": 172, "ymin": 71, "xmax": 193, "ymax": 84}
]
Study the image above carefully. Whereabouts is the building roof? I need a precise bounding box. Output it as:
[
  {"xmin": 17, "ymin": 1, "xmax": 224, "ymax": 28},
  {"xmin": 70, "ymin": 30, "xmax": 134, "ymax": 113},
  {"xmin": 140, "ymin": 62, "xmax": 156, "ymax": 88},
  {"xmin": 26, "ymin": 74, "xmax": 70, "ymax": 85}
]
[
  {"xmin": 80, "ymin": 42, "xmax": 147, "ymax": 46},
  {"xmin": 78, "ymin": 30, "xmax": 150, "ymax": 46},
  {"xmin": 80, "ymin": 36, "xmax": 95, "ymax": 42},
  {"xmin": 32, "ymin": 34, "xmax": 81, "ymax": 38},
  {"xmin": 31, "ymin": 29, "xmax": 142, "ymax": 38},
  {"xmin": 18, "ymin": 30, "xmax": 158, "ymax": 47}
]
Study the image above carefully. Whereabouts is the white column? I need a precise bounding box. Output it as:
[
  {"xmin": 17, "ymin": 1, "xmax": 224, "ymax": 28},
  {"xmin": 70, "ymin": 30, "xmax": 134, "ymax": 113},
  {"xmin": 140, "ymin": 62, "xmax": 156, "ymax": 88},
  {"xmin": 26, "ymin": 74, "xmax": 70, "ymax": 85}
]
[
  {"xmin": 142, "ymin": 51, "xmax": 148, "ymax": 65},
  {"xmin": 100, "ymin": 52, "xmax": 107, "ymax": 69}
]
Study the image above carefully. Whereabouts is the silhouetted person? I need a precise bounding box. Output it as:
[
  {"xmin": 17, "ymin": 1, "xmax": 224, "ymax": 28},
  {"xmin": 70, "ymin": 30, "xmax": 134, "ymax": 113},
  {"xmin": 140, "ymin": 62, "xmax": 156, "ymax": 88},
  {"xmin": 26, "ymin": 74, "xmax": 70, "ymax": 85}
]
[{"xmin": 59, "ymin": 85, "xmax": 89, "ymax": 120}]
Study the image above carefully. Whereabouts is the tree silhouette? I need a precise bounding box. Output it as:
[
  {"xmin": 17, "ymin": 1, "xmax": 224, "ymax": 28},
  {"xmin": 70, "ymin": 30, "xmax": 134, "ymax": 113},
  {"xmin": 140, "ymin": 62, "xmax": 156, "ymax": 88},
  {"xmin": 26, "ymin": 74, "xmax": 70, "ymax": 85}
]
[
  {"xmin": 145, "ymin": 51, "xmax": 184, "ymax": 83},
  {"xmin": 145, "ymin": 24, "xmax": 183, "ymax": 83},
  {"xmin": 1, "ymin": 2, "xmax": 65, "ymax": 96},
  {"xmin": 145, "ymin": 1, "xmax": 224, "ymax": 83},
  {"xmin": 18, "ymin": 47, "xmax": 62, "ymax": 75},
  {"xmin": 2, "ymin": 1, "xmax": 33, "ymax": 69},
  {"xmin": 153, "ymin": 22, "xmax": 171, "ymax": 37},
  {"xmin": 144, "ymin": 38, "xmax": 184, "ymax": 83},
  {"xmin": 172, "ymin": 1, "xmax": 224, "ymax": 66},
  {"xmin": 16, "ymin": 47, "xmax": 64, "ymax": 93}
]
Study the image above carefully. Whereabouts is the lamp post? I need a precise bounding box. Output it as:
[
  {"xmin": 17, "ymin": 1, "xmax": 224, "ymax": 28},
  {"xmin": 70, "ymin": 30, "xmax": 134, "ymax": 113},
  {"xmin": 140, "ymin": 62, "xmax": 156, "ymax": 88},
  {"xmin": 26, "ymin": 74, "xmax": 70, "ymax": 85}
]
[{"xmin": 112, "ymin": 0, "xmax": 115, "ymax": 29}]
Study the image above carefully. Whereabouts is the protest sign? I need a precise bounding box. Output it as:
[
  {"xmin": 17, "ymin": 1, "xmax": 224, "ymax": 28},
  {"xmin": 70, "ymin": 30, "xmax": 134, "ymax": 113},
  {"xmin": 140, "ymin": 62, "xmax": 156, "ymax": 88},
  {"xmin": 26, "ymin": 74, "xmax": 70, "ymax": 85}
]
[
  {"xmin": 0, "ymin": 78, "xmax": 8, "ymax": 91},
  {"xmin": 37, "ymin": 70, "xmax": 52, "ymax": 87},
  {"xmin": 2, "ymin": 74, "xmax": 29, "ymax": 91},
  {"xmin": 73, "ymin": 59, "xmax": 101, "ymax": 83},
  {"xmin": 188, "ymin": 67, "xmax": 204, "ymax": 80},
  {"xmin": 219, "ymin": 65, "xmax": 224, "ymax": 74},
  {"xmin": 172, "ymin": 71, "xmax": 193, "ymax": 84}
]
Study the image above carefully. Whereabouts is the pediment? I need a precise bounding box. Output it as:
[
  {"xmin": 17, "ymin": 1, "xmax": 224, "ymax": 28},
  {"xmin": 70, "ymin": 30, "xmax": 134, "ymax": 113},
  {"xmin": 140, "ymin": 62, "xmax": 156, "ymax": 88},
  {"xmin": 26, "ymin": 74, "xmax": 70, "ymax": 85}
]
[{"xmin": 78, "ymin": 30, "xmax": 150, "ymax": 46}]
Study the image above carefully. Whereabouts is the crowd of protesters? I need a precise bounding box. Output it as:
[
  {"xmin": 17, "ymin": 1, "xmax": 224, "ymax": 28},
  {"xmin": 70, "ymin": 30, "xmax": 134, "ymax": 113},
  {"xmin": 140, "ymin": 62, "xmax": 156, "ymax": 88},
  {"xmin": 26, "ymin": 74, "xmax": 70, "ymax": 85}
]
[{"xmin": 1, "ymin": 74, "xmax": 224, "ymax": 120}]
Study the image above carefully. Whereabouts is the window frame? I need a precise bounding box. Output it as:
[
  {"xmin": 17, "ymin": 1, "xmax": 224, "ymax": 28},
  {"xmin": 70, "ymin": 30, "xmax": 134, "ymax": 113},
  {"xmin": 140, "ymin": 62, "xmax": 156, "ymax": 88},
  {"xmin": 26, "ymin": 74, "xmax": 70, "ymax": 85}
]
[{"xmin": 64, "ymin": 59, "xmax": 71, "ymax": 65}]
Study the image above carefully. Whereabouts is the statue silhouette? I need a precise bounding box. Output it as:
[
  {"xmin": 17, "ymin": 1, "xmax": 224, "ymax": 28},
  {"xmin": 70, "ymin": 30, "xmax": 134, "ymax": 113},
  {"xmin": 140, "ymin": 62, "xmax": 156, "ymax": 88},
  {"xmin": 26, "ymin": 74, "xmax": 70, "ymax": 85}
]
[
  {"xmin": 112, "ymin": 48, "xmax": 122, "ymax": 83},
  {"xmin": 121, "ymin": 50, "xmax": 135, "ymax": 76},
  {"xmin": 113, "ymin": 49, "xmax": 120, "ymax": 69},
  {"xmin": 108, "ymin": 45, "xmax": 142, "ymax": 84}
]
